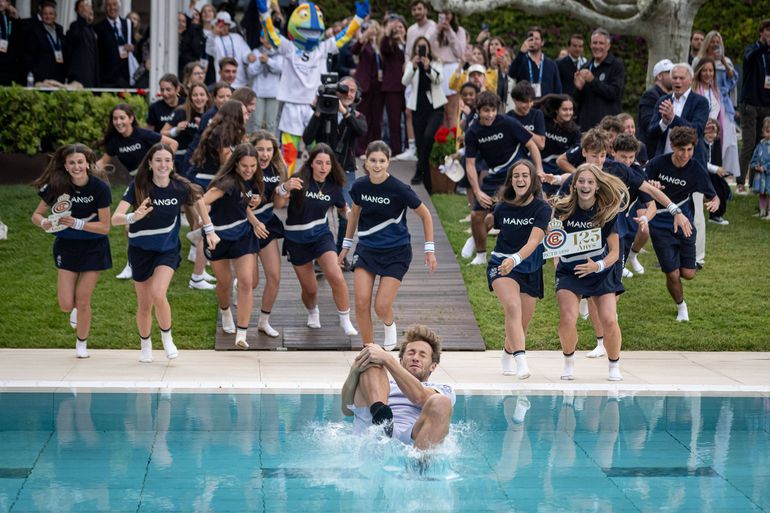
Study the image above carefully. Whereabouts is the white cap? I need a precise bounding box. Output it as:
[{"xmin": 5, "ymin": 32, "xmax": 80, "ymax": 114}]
[
  {"xmin": 652, "ymin": 59, "xmax": 674, "ymax": 78},
  {"xmin": 442, "ymin": 156, "xmax": 465, "ymax": 182},
  {"xmin": 215, "ymin": 11, "xmax": 235, "ymax": 28},
  {"xmin": 467, "ymin": 64, "xmax": 486, "ymax": 76}
]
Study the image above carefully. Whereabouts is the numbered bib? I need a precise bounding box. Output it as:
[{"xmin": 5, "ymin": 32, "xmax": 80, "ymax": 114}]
[{"xmin": 542, "ymin": 227, "xmax": 602, "ymax": 259}]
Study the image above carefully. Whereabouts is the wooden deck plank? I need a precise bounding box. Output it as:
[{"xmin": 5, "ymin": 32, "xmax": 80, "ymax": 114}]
[{"xmin": 214, "ymin": 159, "xmax": 485, "ymax": 351}]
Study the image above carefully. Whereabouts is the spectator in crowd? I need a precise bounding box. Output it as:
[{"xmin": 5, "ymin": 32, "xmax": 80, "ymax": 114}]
[
  {"xmin": 178, "ymin": 10, "xmax": 206, "ymax": 78},
  {"xmin": 637, "ymin": 59, "xmax": 673, "ymax": 150},
  {"xmin": 127, "ymin": 11, "xmax": 144, "ymax": 48},
  {"xmin": 147, "ymin": 73, "xmax": 184, "ymax": 133},
  {"xmin": 750, "ymin": 117, "xmax": 770, "ymax": 217},
  {"xmin": 206, "ymin": 11, "xmax": 249, "ymax": 88},
  {"xmin": 487, "ymin": 36, "xmax": 513, "ymax": 109},
  {"xmin": 212, "ymin": 56, "xmax": 238, "ymax": 90},
  {"xmin": 181, "ymin": 61, "xmax": 206, "ymax": 90},
  {"xmin": 703, "ymin": 118, "xmax": 732, "ymax": 225},
  {"xmin": 688, "ymin": 30, "xmax": 704, "ymax": 65},
  {"xmin": 352, "ymin": 20, "xmax": 385, "ymax": 156},
  {"xmin": 509, "ymin": 27, "xmax": 562, "ymax": 99},
  {"xmin": 94, "ymin": 0, "xmax": 133, "ymax": 87},
  {"xmin": 380, "ymin": 14, "xmax": 407, "ymax": 155},
  {"xmin": 26, "ymin": 0, "xmax": 66, "ymax": 83},
  {"xmin": 398, "ymin": 0, "xmax": 436, "ymax": 161},
  {"xmin": 0, "ymin": 0, "xmax": 21, "ymax": 85},
  {"xmin": 557, "ymin": 34, "xmax": 586, "ymax": 97},
  {"xmin": 737, "ymin": 20, "xmax": 770, "ymax": 195},
  {"xmin": 449, "ymin": 45, "xmax": 496, "ymax": 96},
  {"xmin": 428, "ymin": 11, "xmax": 465, "ymax": 128},
  {"xmin": 574, "ymin": 28, "xmax": 625, "ymax": 131},
  {"xmin": 66, "ymin": 0, "xmax": 98, "ymax": 87},
  {"xmin": 694, "ymin": 31, "xmax": 740, "ymax": 179},
  {"xmin": 616, "ymin": 112, "xmax": 648, "ymax": 163},
  {"xmin": 245, "ymin": 32, "xmax": 283, "ymax": 135},
  {"xmin": 402, "ymin": 36, "xmax": 446, "ymax": 192},
  {"xmin": 193, "ymin": 2, "xmax": 217, "ymax": 84}
]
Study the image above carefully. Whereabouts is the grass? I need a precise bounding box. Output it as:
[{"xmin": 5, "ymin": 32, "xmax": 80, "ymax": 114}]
[
  {"xmin": 431, "ymin": 192, "xmax": 770, "ymax": 351},
  {"xmin": 0, "ymin": 185, "xmax": 217, "ymax": 349}
]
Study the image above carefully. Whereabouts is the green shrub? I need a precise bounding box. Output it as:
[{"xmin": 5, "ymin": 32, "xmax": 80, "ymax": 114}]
[{"xmin": 0, "ymin": 86, "xmax": 148, "ymax": 156}]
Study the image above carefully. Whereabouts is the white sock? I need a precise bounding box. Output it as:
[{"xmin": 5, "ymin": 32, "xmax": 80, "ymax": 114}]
[
  {"xmin": 161, "ymin": 328, "xmax": 178, "ymax": 359},
  {"xmin": 338, "ymin": 309, "xmax": 358, "ymax": 336},
  {"xmin": 629, "ymin": 250, "xmax": 640, "ymax": 262},
  {"xmin": 383, "ymin": 322, "xmax": 397, "ymax": 350},
  {"xmin": 595, "ymin": 337, "xmax": 604, "ymax": 348},
  {"xmin": 191, "ymin": 273, "xmax": 203, "ymax": 281},
  {"xmin": 75, "ymin": 337, "xmax": 89, "ymax": 359},
  {"xmin": 69, "ymin": 308, "xmax": 78, "ymax": 329},
  {"xmin": 408, "ymin": 139, "xmax": 415, "ymax": 150},
  {"xmin": 221, "ymin": 307, "xmax": 236, "ymax": 333},
  {"xmin": 235, "ymin": 326, "xmax": 249, "ymax": 349},
  {"xmin": 561, "ymin": 354, "xmax": 575, "ymax": 380},
  {"xmin": 139, "ymin": 337, "xmax": 153, "ymax": 363},
  {"xmin": 676, "ymin": 301, "xmax": 689, "ymax": 321},
  {"xmin": 608, "ymin": 359, "xmax": 623, "ymax": 381},
  {"xmin": 501, "ymin": 350, "xmax": 515, "ymax": 375},
  {"xmin": 307, "ymin": 305, "xmax": 321, "ymax": 328},
  {"xmin": 514, "ymin": 351, "xmax": 530, "ymax": 379},
  {"xmin": 258, "ymin": 311, "xmax": 279, "ymax": 337}
]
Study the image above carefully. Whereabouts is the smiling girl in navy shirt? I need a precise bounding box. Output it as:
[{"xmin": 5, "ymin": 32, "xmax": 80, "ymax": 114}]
[
  {"xmin": 31, "ymin": 144, "xmax": 112, "ymax": 359},
  {"xmin": 338, "ymin": 140, "xmax": 436, "ymax": 350},
  {"xmin": 486, "ymin": 160, "xmax": 550, "ymax": 379},
  {"xmin": 112, "ymin": 143, "xmax": 219, "ymax": 363},
  {"xmin": 552, "ymin": 163, "xmax": 628, "ymax": 381},
  {"xmin": 284, "ymin": 144, "xmax": 357, "ymax": 337}
]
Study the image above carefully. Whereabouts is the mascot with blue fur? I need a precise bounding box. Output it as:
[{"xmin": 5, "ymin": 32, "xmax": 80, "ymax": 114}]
[{"xmin": 257, "ymin": 0, "xmax": 369, "ymax": 174}]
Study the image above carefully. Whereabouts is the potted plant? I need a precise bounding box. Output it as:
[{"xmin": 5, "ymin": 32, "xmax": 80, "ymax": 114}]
[{"xmin": 428, "ymin": 125, "xmax": 459, "ymax": 194}]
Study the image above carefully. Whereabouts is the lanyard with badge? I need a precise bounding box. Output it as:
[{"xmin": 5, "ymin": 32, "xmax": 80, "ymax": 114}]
[
  {"xmin": 220, "ymin": 35, "xmax": 235, "ymax": 58},
  {"xmin": 375, "ymin": 51, "xmax": 383, "ymax": 82},
  {"xmin": 763, "ymin": 53, "xmax": 770, "ymax": 90},
  {"xmin": 0, "ymin": 14, "xmax": 10, "ymax": 53},
  {"xmin": 114, "ymin": 21, "xmax": 129, "ymax": 59},
  {"xmin": 45, "ymin": 29, "xmax": 63, "ymax": 64},
  {"xmin": 527, "ymin": 56, "xmax": 544, "ymax": 97}
]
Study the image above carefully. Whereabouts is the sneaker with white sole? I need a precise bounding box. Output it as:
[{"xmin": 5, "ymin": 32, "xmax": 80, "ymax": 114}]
[
  {"xmin": 515, "ymin": 353, "xmax": 530, "ymax": 380},
  {"xmin": 608, "ymin": 361, "xmax": 623, "ymax": 381},
  {"xmin": 116, "ymin": 263, "xmax": 132, "ymax": 279},
  {"xmin": 189, "ymin": 278, "xmax": 216, "ymax": 290},
  {"xmin": 708, "ymin": 216, "xmax": 729, "ymax": 225},
  {"xmin": 162, "ymin": 340, "xmax": 179, "ymax": 359},
  {"xmin": 393, "ymin": 147, "xmax": 416, "ymax": 161},
  {"xmin": 621, "ymin": 268, "xmax": 633, "ymax": 279},
  {"xmin": 75, "ymin": 340, "xmax": 89, "ymax": 359},
  {"xmin": 586, "ymin": 345, "xmax": 607, "ymax": 358},
  {"xmin": 501, "ymin": 351, "xmax": 515, "ymax": 375},
  {"xmin": 221, "ymin": 308, "xmax": 236, "ymax": 334},
  {"xmin": 200, "ymin": 270, "xmax": 216, "ymax": 283},
  {"xmin": 458, "ymin": 214, "xmax": 471, "ymax": 223},
  {"xmin": 561, "ymin": 355, "xmax": 575, "ymax": 380},
  {"xmin": 460, "ymin": 236, "xmax": 475, "ymax": 258},
  {"xmin": 69, "ymin": 309, "xmax": 77, "ymax": 329},
  {"xmin": 235, "ymin": 338, "xmax": 250, "ymax": 349},
  {"xmin": 307, "ymin": 307, "xmax": 321, "ymax": 329},
  {"xmin": 578, "ymin": 298, "xmax": 589, "ymax": 320},
  {"xmin": 469, "ymin": 252, "xmax": 487, "ymax": 265},
  {"xmin": 676, "ymin": 302, "xmax": 689, "ymax": 322}
]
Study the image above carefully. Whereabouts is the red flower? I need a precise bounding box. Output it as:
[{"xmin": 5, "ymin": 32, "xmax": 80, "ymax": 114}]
[
  {"xmin": 434, "ymin": 126, "xmax": 450, "ymax": 144},
  {"xmin": 449, "ymin": 126, "xmax": 457, "ymax": 136},
  {"xmin": 136, "ymin": 88, "xmax": 148, "ymax": 96},
  {"xmin": 117, "ymin": 91, "xmax": 126, "ymax": 99}
]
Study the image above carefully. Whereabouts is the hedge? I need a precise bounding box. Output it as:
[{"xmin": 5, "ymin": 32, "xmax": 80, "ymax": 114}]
[{"xmin": 0, "ymin": 86, "xmax": 148, "ymax": 155}]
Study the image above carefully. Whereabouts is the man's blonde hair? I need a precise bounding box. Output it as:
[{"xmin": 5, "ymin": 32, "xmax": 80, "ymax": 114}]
[{"xmin": 399, "ymin": 325, "xmax": 441, "ymax": 364}]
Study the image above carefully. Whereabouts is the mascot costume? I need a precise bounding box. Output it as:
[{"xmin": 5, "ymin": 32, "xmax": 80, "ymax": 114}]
[{"xmin": 256, "ymin": 0, "xmax": 369, "ymax": 174}]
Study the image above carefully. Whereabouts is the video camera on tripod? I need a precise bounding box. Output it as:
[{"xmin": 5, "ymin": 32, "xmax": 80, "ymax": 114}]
[{"xmin": 316, "ymin": 72, "xmax": 351, "ymax": 115}]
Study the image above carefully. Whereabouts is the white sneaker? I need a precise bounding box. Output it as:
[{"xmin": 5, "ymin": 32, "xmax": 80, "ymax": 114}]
[
  {"xmin": 75, "ymin": 340, "xmax": 89, "ymax": 359},
  {"xmin": 561, "ymin": 355, "xmax": 575, "ymax": 380},
  {"xmin": 608, "ymin": 361, "xmax": 623, "ymax": 381},
  {"xmin": 200, "ymin": 270, "xmax": 216, "ymax": 283},
  {"xmin": 460, "ymin": 236, "xmax": 476, "ymax": 258},
  {"xmin": 258, "ymin": 322, "xmax": 280, "ymax": 337},
  {"xmin": 469, "ymin": 253, "xmax": 487, "ymax": 265},
  {"xmin": 235, "ymin": 337, "xmax": 249, "ymax": 349},
  {"xmin": 578, "ymin": 298, "xmax": 589, "ymax": 320},
  {"xmin": 189, "ymin": 278, "xmax": 216, "ymax": 290},
  {"xmin": 393, "ymin": 147, "xmax": 416, "ymax": 161},
  {"xmin": 221, "ymin": 308, "xmax": 236, "ymax": 334},
  {"xmin": 187, "ymin": 245, "xmax": 197, "ymax": 263},
  {"xmin": 139, "ymin": 339, "xmax": 153, "ymax": 363},
  {"xmin": 69, "ymin": 309, "xmax": 77, "ymax": 329},
  {"xmin": 586, "ymin": 344, "xmax": 607, "ymax": 358},
  {"xmin": 458, "ymin": 214, "xmax": 471, "ymax": 223},
  {"xmin": 162, "ymin": 340, "xmax": 179, "ymax": 359},
  {"xmin": 676, "ymin": 302, "xmax": 689, "ymax": 322},
  {"xmin": 622, "ymin": 268, "xmax": 633, "ymax": 279},
  {"xmin": 501, "ymin": 351, "xmax": 515, "ymax": 375},
  {"xmin": 629, "ymin": 256, "xmax": 645, "ymax": 274},
  {"xmin": 383, "ymin": 322, "xmax": 398, "ymax": 351},
  {"xmin": 307, "ymin": 307, "xmax": 321, "ymax": 329},
  {"xmin": 116, "ymin": 263, "xmax": 132, "ymax": 280},
  {"xmin": 515, "ymin": 353, "xmax": 530, "ymax": 380}
]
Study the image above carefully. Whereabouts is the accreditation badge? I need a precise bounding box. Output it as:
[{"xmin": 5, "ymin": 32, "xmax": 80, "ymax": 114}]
[
  {"xmin": 532, "ymin": 82, "xmax": 542, "ymax": 97},
  {"xmin": 46, "ymin": 194, "xmax": 72, "ymax": 233},
  {"xmin": 0, "ymin": 39, "xmax": 8, "ymax": 53},
  {"xmin": 542, "ymin": 226, "xmax": 602, "ymax": 259},
  {"xmin": 54, "ymin": 50, "xmax": 63, "ymax": 63},
  {"xmin": 119, "ymin": 45, "xmax": 128, "ymax": 59},
  {"xmin": 764, "ymin": 75, "xmax": 770, "ymax": 90}
]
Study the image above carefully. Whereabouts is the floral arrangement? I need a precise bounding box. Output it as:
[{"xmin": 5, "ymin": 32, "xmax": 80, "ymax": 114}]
[{"xmin": 429, "ymin": 126, "xmax": 457, "ymax": 167}]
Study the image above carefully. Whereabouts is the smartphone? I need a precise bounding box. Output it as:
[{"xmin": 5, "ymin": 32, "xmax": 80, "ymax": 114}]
[
  {"xmin": 481, "ymin": 23, "xmax": 490, "ymax": 31},
  {"xmin": 438, "ymin": 13, "xmax": 446, "ymax": 23},
  {"xmin": 418, "ymin": 45, "xmax": 427, "ymax": 58},
  {"xmin": 496, "ymin": 47, "xmax": 505, "ymax": 58}
]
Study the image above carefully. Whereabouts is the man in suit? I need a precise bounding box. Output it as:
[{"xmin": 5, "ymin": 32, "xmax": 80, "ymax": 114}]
[
  {"xmin": 94, "ymin": 0, "xmax": 132, "ymax": 87},
  {"xmin": 26, "ymin": 0, "xmax": 66, "ymax": 83},
  {"xmin": 637, "ymin": 59, "xmax": 673, "ymax": 150},
  {"xmin": 556, "ymin": 34, "xmax": 585, "ymax": 97},
  {"xmin": 66, "ymin": 0, "xmax": 98, "ymax": 87},
  {"xmin": 648, "ymin": 62, "xmax": 709, "ymax": 168}
]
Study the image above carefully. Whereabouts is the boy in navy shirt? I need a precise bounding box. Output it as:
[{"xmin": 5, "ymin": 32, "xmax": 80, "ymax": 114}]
[
  {"xmin": 506, "ymin": 81, "xmax": 545, "ymax": 150},
  {"xmin": 645, "ymin": 127, "xmax": 719, "ymax": 322},
  {"xmin": 463, "ymin": 91, "xmax": 543, "ymax": 265}
]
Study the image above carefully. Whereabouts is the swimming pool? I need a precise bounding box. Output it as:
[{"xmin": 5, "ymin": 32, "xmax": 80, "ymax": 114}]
[{"xmin": 1, "ymin": 392, "xmax": 768, "ymax": 512}]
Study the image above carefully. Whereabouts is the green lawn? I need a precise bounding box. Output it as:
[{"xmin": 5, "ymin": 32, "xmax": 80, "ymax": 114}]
[
  {"xmin": 0, "ymin": 185, "xmax": 217, "ymax": 349},
  {"xmin": 431, "ymin": 193, "xmax": 770, "ymax": 351}
]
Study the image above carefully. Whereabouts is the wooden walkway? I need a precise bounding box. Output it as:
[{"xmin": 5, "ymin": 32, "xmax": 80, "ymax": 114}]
[{"xmin": 214, "ymin": 160, "xmax": 485, "ymax": 351}]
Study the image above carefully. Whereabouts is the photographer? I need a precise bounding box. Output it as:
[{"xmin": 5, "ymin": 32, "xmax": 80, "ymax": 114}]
[{"xmin": 302, "ymin": 75, "xmax": 367, "ymax": 266}]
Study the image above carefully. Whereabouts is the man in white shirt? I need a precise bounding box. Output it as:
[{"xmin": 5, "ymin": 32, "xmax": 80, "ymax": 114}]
[
  {"xmin": 341, "ymin": 325, "xmax": 455, "ymax": 450},
  {"xmin": 205, "ymin": 11, "xmax": 250, "ymax": 88}
]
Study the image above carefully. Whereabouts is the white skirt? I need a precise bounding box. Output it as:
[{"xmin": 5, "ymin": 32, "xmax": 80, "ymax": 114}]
[
  {"xmin": 278, "ymin": 102, "xmax": 314, "ymax": 136},
  {"xmin": 721, "ymin": 117, "xmax": 740, "ymax": 177}
]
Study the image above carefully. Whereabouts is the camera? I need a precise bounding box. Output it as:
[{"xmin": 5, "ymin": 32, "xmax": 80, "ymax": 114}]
[{"xmin": 316, "ymin": 73, "xmax": 350, "ymax": 115}]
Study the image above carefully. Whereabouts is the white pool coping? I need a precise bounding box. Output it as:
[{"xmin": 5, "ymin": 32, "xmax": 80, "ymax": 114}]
[{"xmin": 1, "ymin": 349, "xmax": 768, "ymax": 396}]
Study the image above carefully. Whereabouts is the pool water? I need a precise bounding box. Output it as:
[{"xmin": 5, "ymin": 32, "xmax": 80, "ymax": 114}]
[{"xmin": 0, "ymin": 392, "xmax": 768, "ymax": 512}]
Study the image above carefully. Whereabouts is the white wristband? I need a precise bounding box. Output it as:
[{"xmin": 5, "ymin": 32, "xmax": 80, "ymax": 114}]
[
  {"xmin": 39, "ymin": 217, "xmax": 47, "ymax": 227},
  {"xmin": 511, "ymin": 253, "xmax": 522, "ymax": 267},
  {"xmin": 277, "ymin": 183, "xmax": 289, "ymax": 197},
  {"xmin": 424, "ymin": 241, "xmax": 435, "ymax": 253},
  {"xmin": 666, "ymin": 203, "xmax": 679, "ymax": 215},
  {"xmin": 342, "ymin": 237, "xmax": 354, "ymax": 249},
  {"xmin": 169, "ymin": 126, "xmax": 178, "ymax": 138},
  {"xmin": 639, "ymin": 215, "xmax": 649, "ymax": 224},
  {"xmin": 595, "ymin": 260, "xmax": 606, "ymax": 273},
  {"xmin": 72, "ymin": 218, "xmax": 85, "ymax": 231},
  {"xmin": 202, "ymin": 223, "xmax": 215, "ymax": 234},
  {"xmin": 125, "ymin": 212, "xmax": 136, "ymax": 225}
]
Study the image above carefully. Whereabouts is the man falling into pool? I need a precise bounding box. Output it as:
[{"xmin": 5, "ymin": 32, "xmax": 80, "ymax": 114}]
[{"xmin": 341, "ymin": 325, "xmax": 455, "ymax": 450}]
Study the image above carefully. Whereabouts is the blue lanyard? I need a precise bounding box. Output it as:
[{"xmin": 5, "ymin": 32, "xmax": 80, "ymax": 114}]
[
  {"xmin": 1, "ymin": 14, "xmax": 10, "ymax": 39},
  {"xmin": 763, "ymin": 53, "xmax": 768, "ymax": 76},
  {"xmin": 221, "ymin": 35, "xmax": 235, "ymax": 58},
  {"xmin": 589, "ymin": 61, "xmax": 595, "ymax": 72},
  {"xmin": 527, "ymin": 56, "xmax": 544, "ymax": 84},
  {"xmin": 375, "ymin": 51, "xmax": 382, "ymax": 70},
  {"xmin": 45, "ymin": 29, "xmax": 61, "ymax": 51}
]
